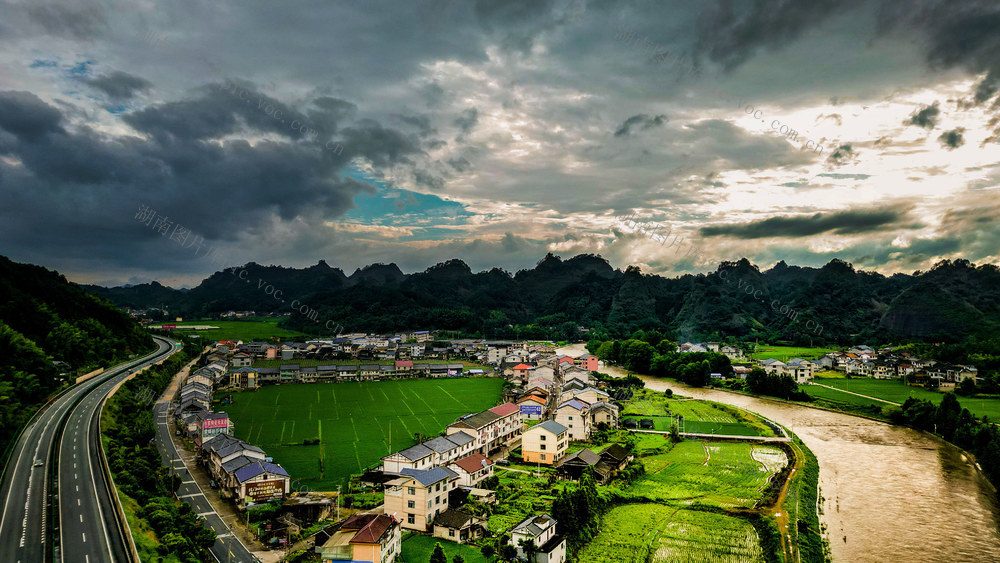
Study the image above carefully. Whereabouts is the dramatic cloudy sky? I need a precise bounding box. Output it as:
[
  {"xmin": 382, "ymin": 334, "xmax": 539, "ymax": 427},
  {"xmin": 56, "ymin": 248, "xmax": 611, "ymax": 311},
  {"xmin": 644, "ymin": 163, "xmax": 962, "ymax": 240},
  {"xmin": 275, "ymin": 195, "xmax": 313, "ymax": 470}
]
[{"xmin": 2, "ymin": 0, "xmax": 999, "ymax": 287}]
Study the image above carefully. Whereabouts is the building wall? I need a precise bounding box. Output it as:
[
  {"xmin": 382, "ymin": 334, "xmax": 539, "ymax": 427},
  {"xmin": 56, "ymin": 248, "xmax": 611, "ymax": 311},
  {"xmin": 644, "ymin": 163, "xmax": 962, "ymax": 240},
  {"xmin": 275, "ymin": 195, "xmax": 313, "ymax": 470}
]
[{"xmin": 521, "ymin": 428, "xmax": 566, "ymax": 465}]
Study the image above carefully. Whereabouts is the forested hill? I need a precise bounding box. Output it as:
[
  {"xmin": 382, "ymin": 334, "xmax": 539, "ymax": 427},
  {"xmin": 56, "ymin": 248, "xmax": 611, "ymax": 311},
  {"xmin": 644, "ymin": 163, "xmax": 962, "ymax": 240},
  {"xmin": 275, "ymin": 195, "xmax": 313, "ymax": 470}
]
[
  {"xmin": 0, "ymin": 255, "xmax": 153, "ymax": 455},
  {"xmin": 84, "ymin": 254, "xmax": 1000, "ymax": 344}
]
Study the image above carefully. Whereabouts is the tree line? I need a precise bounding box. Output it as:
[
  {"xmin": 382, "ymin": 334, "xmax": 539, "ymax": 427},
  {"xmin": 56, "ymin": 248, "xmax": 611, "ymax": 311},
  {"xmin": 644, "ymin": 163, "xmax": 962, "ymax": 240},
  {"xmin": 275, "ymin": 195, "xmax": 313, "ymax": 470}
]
[{"xmin": 102, "ymin": 340, "xmax": 217, "ymax": 561}]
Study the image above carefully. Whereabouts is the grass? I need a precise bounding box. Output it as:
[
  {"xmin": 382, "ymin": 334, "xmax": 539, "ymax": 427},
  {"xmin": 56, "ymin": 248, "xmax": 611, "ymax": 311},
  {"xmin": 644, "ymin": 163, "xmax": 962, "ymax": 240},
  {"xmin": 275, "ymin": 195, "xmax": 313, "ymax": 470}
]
[
  {"xmin": 251, "ymin": 358, "xmax": 484, "ymax": 367},
  {"xmin": 751, "ymin": 345, "xmax": 836, "ymax": 361},
  {"xmin": 621, "ymin": 389, "xmax": 775, "ymax": 437},
  {"xmin": 489, "ymin": 469, "xmax": 567, "ymax": 534},
  {"xmin": 400, "ymin": 534, "xmax": 487, "ymax": 563},
  {"xmin": 223, "ymin": 378, "xmax": 504, "ymax": 490},
  {"xmin": 807, "ymin": 377, "xmax": 1000, "ymax": 419},
  {"xmin": 621, "ymin": 441, "xmax": 788, "ymax": 509},
  {"xmin": 166, "ymin": 318, "xmax": 307, "ymax": 342},
  {"xmin": 578, "ymin": 504, "xmax": 765, "ymax": 563}
]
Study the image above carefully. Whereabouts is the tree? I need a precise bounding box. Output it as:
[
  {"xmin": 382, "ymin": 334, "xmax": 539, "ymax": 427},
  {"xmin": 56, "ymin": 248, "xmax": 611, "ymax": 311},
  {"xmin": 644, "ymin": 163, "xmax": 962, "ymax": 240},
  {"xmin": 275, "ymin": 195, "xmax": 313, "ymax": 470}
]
[
  {"xmin": 498, "ymin": 544, "xmax": 517, "ymax": 561},
  {"xmin": 669, "ymin": 422, "xmax": 682, "ymax": 443},
  {"xmin": 518, "ymin": 538, "xmax": 538, "ymax": 562},
  {"xmin": 480, "ymin": 544, "xmax": 495, "ymax": 558},
  {"xmin": 452, "ymin": 556, "xmax": 466, "ymax": 563},
  {"xmin": 430, "ymin": 543, "xmax": 448, "ymax": 563},
  {"xmin": 746, "ymin": 367, "xmax": 767, "ymax": 394}
]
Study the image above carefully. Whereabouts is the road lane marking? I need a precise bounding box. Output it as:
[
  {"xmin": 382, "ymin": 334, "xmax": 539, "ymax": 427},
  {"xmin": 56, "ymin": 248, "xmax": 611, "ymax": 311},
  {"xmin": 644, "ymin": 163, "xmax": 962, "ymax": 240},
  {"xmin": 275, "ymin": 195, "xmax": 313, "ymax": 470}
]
[
  {"xmin": 77, "ymin": 499, "xmax": 80, "ymax": 506},
  {"xmin": 82, "ymin": 532, "xmax": 86, "ymax": 542}
]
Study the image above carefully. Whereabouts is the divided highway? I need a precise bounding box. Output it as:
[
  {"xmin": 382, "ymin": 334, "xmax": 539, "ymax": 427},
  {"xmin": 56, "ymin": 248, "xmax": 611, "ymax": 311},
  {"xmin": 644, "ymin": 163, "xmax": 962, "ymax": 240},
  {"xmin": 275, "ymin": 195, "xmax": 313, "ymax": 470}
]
[{"xmin": 0, "ymin": 336, "xmax": 178, "ymax": 563}]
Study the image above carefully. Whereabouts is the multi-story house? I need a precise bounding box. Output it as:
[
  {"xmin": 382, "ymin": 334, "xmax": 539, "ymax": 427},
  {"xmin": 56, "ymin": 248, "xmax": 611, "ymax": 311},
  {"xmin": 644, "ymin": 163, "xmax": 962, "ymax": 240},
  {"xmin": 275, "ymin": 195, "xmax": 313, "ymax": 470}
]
[
  {"xmin": 383, "ymin": 466, "xmax": 459, "ymax": 531},
  {"xmin": 447, "ymin": 453, "xmax": 493, "ymax": 487},
  {"xmin": 510, "ymin": 514, "xmax": 566, "ymax": 563},
  {"xmin": 554, "ymin": 400, "xmax": 591, "ymax": 441},
  {"xmin": 316, "ymin": 513, "xmax": 401, "ymax": 563},
  {"xmin": 521, "ymin": 420, "xmax": 568, "ymax": 465}
]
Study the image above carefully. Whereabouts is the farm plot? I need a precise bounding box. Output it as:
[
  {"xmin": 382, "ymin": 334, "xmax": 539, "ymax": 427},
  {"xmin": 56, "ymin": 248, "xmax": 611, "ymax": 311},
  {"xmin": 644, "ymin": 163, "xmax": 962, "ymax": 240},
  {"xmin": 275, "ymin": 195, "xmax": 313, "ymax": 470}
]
[
  {"xmin": 488, "ymin": 470, "xmax": 565, "ymax": 533},
  {"xmin": 578, "ymin": 504, "xmax": 764, "ymax": 563},
  {"xmin": 625, "ymin": 442, "xmax": 787, "ymax": 509},
  {"xmin": 622, "ymin": 390, "xmax": 774, "ymax": 437},
  {"xmin": 224, "ymin": 378, "xmax": 503, "ymax": 490}
]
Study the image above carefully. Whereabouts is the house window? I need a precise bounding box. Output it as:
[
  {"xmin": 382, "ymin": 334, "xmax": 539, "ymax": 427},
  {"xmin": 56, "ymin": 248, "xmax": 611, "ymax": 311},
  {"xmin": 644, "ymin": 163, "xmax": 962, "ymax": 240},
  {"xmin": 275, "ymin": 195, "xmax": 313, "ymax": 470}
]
[
  {"xmin": 540, "ymin": 434, "xmax": 546, "ymax": 440},
  {"xmin": 436, "ymin": 483, "xmax": 441, "ymax": 492},
  {"xmin": 540, "ymin": 454, "xmax": 546, "ymax": 460},
  {"xmin": 540, "ymin": 444, "xmax": 546, "ymax": 450},
  {"xmin": 449, "ymin": 529, "xmax": 455, "ymax": 537},
  {"xmin": 407, "ymin": 500, "xmax": 415, "ymax": 509},
  {"xmin": 436, "ymin": 496, "xmax": 441, "ymax": 505},
  {"xmin": 407, "ymin": 514, "xmax": 415, "ymax": 524},
  {"xmin": 407, "ymin": 487, "xmax": 415, "ymax": 495},
  {"xmin": 428, "ymin": 500, "xmax": 432, "ymax": 508}
]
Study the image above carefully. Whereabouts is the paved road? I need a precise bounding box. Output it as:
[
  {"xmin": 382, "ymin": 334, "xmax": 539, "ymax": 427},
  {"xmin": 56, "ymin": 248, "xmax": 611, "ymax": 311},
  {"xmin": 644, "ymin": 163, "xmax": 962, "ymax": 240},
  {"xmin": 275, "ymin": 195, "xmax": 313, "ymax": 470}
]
[
  {"xmin": 153, "ymin": 402, "xmax": 259, "ymax": 563},
  {"xmin": 0, "ymin": 336, "xmax": 177, "ymax": 563}
]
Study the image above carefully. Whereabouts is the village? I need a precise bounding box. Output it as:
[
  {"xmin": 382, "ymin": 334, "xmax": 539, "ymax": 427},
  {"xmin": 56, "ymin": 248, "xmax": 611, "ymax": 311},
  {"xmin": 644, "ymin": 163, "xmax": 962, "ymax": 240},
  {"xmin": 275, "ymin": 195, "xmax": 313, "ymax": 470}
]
[{"xmin": 159, "ymin": 328, "xmax": 982, "ymax": 563}]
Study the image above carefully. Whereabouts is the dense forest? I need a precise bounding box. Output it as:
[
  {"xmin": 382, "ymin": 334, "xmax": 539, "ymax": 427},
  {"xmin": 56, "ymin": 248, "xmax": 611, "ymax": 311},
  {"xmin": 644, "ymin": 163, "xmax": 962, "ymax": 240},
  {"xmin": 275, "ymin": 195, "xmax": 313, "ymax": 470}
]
[
  {"xmin": 0, "ymin": 255, "xmax": 153, "ymax": 459},
  {"xmin": 84, "ymin": 255, "xmax": 1000, "ymax": 345}
]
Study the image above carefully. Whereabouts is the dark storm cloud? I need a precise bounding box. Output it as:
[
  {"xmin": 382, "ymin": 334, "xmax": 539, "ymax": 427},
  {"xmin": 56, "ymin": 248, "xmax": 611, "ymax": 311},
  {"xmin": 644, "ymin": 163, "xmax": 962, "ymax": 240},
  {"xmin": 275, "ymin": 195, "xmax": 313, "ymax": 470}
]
[
  {"xmin": 907, "ymin": 103, "xmax": 940, "ymax": 129},
  {"xmin": 939, "ymin": 128, "xmax": 965, "ymax": 149},
  {"xmin": 454, "ymin": 108, "xmax": 479, "ymax": 134},
  {"xmin": 0, "ymin": 91, "xmax": 65, "ymax": 141},
  {"xmin": 695, "ymin": 1, "xmax": 1000, "ymax": 105},
  {"xmin": 83, "ymin": 71, "xmax": 152, "ymax": 101},
  {"xmin": 693, "ymin": 0, "xmax": 849, "ymax": 70},
  {"xmin": 614, "ymin": 114, "xmax": 668, "ymax": 137},
  {"xmin": 700, "ymin": 209, "xmax": 904, "ymax": 239},
  {"xmin": 24, "ymin": 4, "xmax": 105, "ymax": 39},
  {"xmin": 0, "ymin": 86, "xmax": 432, "ymax": 271},
  {"xmin": 339, "ymin": 119, "xmax": 423, "ymax": 167}
]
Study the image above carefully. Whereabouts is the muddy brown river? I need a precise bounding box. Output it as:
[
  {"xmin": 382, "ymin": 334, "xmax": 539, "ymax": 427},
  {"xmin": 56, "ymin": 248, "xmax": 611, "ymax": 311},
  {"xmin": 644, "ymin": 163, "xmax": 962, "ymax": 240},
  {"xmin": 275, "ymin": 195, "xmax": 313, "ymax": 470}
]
[{"xmin": 557, "ymin": 345, "xmax": 1000, "ymax": 562}]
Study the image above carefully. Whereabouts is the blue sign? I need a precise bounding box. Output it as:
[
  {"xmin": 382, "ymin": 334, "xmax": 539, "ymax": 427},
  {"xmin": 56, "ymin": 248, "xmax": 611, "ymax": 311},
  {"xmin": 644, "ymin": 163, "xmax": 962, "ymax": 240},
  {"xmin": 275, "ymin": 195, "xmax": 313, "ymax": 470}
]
[{"xmin": 520, "ymin": 405, "xmax": 543, "ymax": 416}]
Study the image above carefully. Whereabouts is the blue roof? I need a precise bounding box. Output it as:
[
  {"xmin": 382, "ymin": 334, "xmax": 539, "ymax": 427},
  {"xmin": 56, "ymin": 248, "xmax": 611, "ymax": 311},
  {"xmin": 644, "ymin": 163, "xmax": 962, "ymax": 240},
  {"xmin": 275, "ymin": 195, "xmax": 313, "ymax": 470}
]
[
  {"xmin": 234, "ymin": 461, "xmax": 289, "ymax": 483},
  {"xmin": 400, "ymin": 466, "xmax": 458, "ymax": 487},
  {"xmin": 535, "ymin": 420, "xmax": 567, "ymax": 435},
  {"xmin": 558, "ymin": 399, "xmax": 588, "ymax": 411}
]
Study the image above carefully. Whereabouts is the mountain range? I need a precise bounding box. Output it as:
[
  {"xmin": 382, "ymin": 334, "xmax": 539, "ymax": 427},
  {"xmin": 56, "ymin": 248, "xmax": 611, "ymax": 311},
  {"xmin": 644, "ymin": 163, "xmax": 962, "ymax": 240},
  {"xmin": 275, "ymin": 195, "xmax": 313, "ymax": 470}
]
[{"xmin": 81, "ymin": 254, "xmax": 1000, "ymax": 344}]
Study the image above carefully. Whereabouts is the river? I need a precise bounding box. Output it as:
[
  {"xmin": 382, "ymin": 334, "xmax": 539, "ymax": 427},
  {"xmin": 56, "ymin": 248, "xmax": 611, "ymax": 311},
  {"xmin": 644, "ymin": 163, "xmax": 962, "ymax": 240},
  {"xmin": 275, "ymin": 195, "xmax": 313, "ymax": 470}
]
[{"xmin": 557, "ymin": 344, "xmax": 1000, "ymax": 562}]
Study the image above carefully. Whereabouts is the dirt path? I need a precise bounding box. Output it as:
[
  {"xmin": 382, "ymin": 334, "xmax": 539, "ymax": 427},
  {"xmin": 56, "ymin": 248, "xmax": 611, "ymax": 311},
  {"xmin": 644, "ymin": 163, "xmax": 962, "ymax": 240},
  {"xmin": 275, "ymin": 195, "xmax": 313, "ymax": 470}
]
[{"xmin": 809, "ymin": 382, "xmax": 900, "ymax": 405}]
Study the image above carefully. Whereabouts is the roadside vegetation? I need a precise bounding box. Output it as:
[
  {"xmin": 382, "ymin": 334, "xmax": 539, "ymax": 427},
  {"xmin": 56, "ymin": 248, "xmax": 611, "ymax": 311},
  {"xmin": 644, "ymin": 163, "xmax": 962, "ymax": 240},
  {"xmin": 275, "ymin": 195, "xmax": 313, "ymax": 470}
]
[{"xmin": 101, "ymin": 340, "xmax": 217, "ymax": 562}]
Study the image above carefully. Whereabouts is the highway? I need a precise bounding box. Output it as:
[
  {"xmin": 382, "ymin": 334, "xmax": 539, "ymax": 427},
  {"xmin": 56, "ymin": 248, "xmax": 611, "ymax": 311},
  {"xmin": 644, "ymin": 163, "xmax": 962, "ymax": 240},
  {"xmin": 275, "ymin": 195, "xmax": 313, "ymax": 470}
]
[
  {"xmin": 0, "ymin": 336, "xmax": 178, "ymax": 563},
  {"xmin": 153, "ymin": 400, "xmax": 259, "ymax": 563}
]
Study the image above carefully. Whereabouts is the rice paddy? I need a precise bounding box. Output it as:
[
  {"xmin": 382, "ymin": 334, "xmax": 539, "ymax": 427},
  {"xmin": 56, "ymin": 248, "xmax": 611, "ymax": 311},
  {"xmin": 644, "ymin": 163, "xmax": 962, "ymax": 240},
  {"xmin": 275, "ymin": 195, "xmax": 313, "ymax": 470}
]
[{"xmin": 222, "ymin": 378, "xmax": 504, "ymax": 490}]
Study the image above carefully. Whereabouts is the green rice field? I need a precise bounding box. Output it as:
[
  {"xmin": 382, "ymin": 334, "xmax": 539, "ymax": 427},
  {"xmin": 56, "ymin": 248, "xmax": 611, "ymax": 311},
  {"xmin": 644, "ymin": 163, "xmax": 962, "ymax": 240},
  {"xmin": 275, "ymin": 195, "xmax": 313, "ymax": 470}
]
[
  {"xmin": 622, "ymin": 390, "xmax": 776, "ymax": 436},
  {"xmin": 751, "ymin": 345, "xmax": 836, "ymax": 361},
  {"xmin": 624, "ymin": 441, "xmax": 787, "ymax": 509},
  {"xmin": 223, "ymin": 378, "xmax": 504, "ymax": 490},
  {"xmin": 166, "ymin": 318, "xmax": 307, "ymax": 342},
  {"xmin": 806, "ymin": 377, "xmax": 1000, "ymax": 419},
  {"xmin": 400, "ymin": 534, "xmax": 486, "ymax": 563},
  {"xmin": 578, "ymin": 504, "xmax": 765, "ymax": 563}
]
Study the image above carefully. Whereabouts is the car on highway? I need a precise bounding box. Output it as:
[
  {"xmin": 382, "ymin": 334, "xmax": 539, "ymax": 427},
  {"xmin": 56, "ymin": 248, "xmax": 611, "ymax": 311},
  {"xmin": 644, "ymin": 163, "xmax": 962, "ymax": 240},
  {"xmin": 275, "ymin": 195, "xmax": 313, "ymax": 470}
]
[{"xmin": 33, "ymin": 459, "xmax": 43, "ymax": 467}]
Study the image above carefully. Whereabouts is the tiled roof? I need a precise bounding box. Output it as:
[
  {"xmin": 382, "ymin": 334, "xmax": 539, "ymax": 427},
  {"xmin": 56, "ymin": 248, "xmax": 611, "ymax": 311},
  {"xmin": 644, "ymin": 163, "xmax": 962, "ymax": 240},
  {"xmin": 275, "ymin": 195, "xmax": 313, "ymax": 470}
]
[
  {"xmin": 400, "ymin": 466, "xmax": 458, "ymax": 487},
  {"xmin": 534, "ymin": 420, "xmax": 567, "ymax": 435},
  {"xmin": 433, "ymin": 509, "xmax": 475, "ymax": 529},
  {"xmin": 513, "ymin": 364, "xmax": 534, "ymax": 370},
  {"xmin": 221, "ymin": 455, "xmax": 256, "ymax": 474},
  {"xmin": 452, "ymin": 453, "xmax": 491, "ymax": 474},
  {"xmin": 350, "ymin": 514, "xmax": 396, "ymax": 544},
  {"xmin": 488, "ymin": 402, "xmax": 519, "ymax": 417},
  {"xmin": 423, "ymin": 435, "xmax": 461, "ymax": 454},
  {"xmin": 451, "ymin": 411, "xmax": 499, "ymax": 430},
  {"xmin": 512, "ymin": 513, "xmax": 556, "ymax": 538},
  {"xmin": 557, "ymin": 399, "xmax": 589, "ymax": 411},
  {"xmin": 446, "ymin": 432, "xmax": 475, "ymax": 447},
  {"xmin": 234, "ymin": 461, "xmax": 289, "ymax": 483},
  {"xmin": 395, "ymin": 443, "xmax": 434, "ymax": 461}
]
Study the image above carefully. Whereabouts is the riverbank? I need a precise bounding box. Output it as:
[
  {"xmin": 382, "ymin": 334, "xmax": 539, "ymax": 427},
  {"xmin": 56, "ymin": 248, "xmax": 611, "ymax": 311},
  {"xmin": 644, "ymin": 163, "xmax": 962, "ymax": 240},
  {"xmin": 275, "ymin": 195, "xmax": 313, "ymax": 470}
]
[{"xmin": 557, "ymin": 344, "xmax": 1000, "ymax": 562}]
